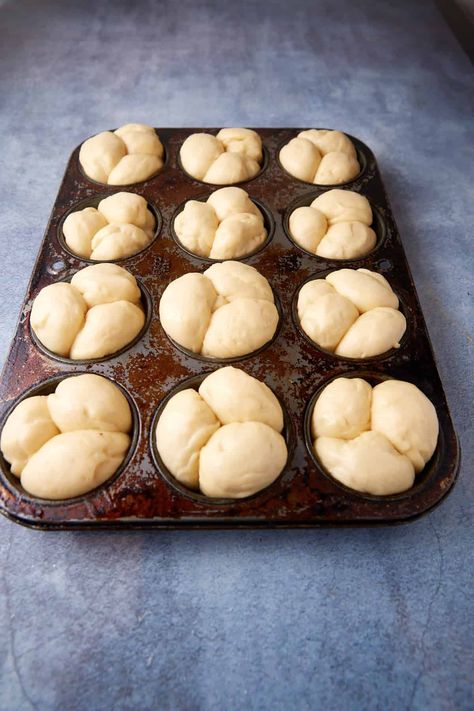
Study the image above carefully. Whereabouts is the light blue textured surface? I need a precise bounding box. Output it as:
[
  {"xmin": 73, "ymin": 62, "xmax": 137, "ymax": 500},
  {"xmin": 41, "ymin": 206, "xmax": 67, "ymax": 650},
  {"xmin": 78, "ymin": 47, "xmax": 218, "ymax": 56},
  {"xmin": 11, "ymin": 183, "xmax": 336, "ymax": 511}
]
[{"xmin": 0, "ymin": 1, "xmax": 473, "ymax": 709}]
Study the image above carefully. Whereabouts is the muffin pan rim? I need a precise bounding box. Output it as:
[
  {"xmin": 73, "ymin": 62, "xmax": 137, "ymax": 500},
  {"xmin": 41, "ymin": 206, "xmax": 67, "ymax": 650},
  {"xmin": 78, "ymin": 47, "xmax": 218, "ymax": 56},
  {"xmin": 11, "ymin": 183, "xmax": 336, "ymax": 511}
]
[{"xmin": 0, "ymin": 127, "xmax": 460, "ymax": 528}]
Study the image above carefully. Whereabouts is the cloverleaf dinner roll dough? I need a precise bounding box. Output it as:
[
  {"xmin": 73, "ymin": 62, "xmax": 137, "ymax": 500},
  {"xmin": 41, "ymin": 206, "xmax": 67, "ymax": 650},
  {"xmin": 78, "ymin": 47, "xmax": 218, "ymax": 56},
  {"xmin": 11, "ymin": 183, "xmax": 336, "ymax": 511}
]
[
  {"xmin": 180, "ymin": 129, "xmax": 263, "ymax": 184},
  {"xmin": 159, "ymin": 261, "xmax": 278, "ymax": 358},
  {"xmin": 63, "ymin": 192, "xmax": 156, "ymax": 260},
  {"xmin": 280, "ymin": 129, "xmax": 360, "ymax": 185},
  {"xmin": 155, "ymin": 367, "xmax": 287, "ymax": 498},
  {"xmin": 311, "ymin": 377, "xmax": 439, "ymax": 495},
  {"xmin": 79, "ymin": 123, "xmax": 164, "ymax": 185},
  {"xmin": 289, "ymin": 189, "xmax": 376, "ymax": 259},
  {"xmin": 30, "ymin": 263, "xmax": 145, "ymax": 360},
  {"xmin": 297, "ymin": 268, "xmax": 406, "ymax": 358},
  {"xmin": 0, "ymin": 374, "xmax": 132, "ymax": 499},
  {"xmin": 174, "ymin": 187, "xmax": 267, "ymax": 259}
]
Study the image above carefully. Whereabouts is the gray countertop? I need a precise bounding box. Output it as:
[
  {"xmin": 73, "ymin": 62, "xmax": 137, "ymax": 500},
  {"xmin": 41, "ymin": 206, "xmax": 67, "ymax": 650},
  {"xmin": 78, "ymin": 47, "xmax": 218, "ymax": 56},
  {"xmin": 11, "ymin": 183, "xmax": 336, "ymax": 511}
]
[{"xmin": 0, "ymin": 1, "xmax": 473, "ymax": 709}]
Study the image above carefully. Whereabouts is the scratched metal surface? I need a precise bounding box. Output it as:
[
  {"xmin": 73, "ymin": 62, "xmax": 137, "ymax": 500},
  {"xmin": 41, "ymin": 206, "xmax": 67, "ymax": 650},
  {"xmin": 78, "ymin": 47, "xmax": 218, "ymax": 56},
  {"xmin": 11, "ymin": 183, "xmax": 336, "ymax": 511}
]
[{"xmin": 0, "ymin": 128, "xmax": 460, "ymax": 528}]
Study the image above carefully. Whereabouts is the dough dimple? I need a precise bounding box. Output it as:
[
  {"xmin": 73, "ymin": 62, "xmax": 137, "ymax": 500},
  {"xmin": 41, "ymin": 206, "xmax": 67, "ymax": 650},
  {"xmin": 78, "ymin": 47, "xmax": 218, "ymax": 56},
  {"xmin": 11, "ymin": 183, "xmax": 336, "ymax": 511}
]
[
  {"xmin": 31, "ymin": 265, "xmax": 145, "ymax": 360},
  {"xmin": 180, "ymin": 129, "xmax": 263, "ymax": 184},
  {"xmin": 280, "ymin": 130, "xmax": 360, "ymax": 185},
  {"xmin": 297, "ymin": 268, "xmax": 405, "ymax": 359},
  {"xmin": 311, "ymin": 377, "xmax": 438, "ymax": 495},
  {"xmin": 79, "ymin": 123, "xmax": 163, "ymax": 185}
]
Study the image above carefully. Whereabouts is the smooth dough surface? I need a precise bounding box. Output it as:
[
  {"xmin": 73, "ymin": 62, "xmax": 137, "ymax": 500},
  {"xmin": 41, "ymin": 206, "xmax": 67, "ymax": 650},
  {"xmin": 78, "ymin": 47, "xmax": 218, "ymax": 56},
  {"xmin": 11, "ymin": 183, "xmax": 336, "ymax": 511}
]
[
  {"xmin": 180, "ymin": 129, "xmax": 263, "ymax": 184},
  {"xmin": 64, "ymin": 192, "xmax": 155, "ymax": 261},
  {"xmin": 312, "ymin": 377, "xmax": 372, "ymax": 440},
  {"xmin": 21, "ymin": 430, "xmax": 130, "ymax": 499},
  {"xmin": 315, "ymin": 431, "xmax": 415, "ymax": 495},
  {"xmin": 31, "ymin": 265, "xmax": 144, "ymax": 360},
  {"xmin": 289, "ymin": 189, "xmax": 375, "ymax": 259},
  {"xmin": 280, "ymin": 130, "xmax": 359, "ymax": 184},
  {"xmin": 155, "ymin": 389, "xmax": 220, "ymax": 489},
  {"xmin": 202, "ymin": 298, "xmax": 278, "ymax": 358},
  {"xmin": 79, "ymin": 124, "xmax": 163, "ymax": 185},
  {"xmin": 69, "ymin": 301, "xmax": 144, "ymax": 360},
  {"xmin": 371, "ymin": 380, "xmax": 439, "ymax": 472},
  {"xmin": 47, "ymin": 374, "xmax": 132, "ymax": 434},
  {"xmin": 311, "ymin": 376, "xmax": 438, "ymax": 494},
  {"xmin": 198, "ymin": 366, "xmax": 284, "ymax": 431},
  {"xmin": 159, "ymin": 273, "xmax": 217, "ymax": 352},
  {"xmin": 30, "ymin": 283, "xmax": 87, "ymax": 356},
  {"xmin": 297, "ymin": 268, "xmax": 405, "ymax": 358},
  {"xmin": 199, "ymin": 422, "xmax": 287, "ymax": 498},
  {"xmin": 204, "ymin": 261, "xmax": 274, "ymax": 303},
  {"xmin": 0, "ymin": 397, "xmax": 59, "ymax": 476}
]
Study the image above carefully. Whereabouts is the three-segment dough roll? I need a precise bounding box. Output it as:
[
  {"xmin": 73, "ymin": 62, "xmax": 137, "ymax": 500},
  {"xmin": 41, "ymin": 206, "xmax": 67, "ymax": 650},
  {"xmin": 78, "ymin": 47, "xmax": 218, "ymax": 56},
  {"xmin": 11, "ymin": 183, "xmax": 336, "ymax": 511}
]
[
  {"xmin": 280, "ymin": 129, "xmax": 360, "ymax": 185},
  {"xmin": 180, "ymin": 128, "xmax": 263, "ymax": 184},
  {"xmin": 155, "ymin": 367, "xmax": 288, "ymax": 498}
]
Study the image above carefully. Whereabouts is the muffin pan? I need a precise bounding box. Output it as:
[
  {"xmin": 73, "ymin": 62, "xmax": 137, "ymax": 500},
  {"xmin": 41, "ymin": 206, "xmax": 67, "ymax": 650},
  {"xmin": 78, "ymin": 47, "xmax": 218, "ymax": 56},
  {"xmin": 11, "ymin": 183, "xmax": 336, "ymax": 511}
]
[{"xmin": 0, "ymin": 128, "xmax": 460, "ymax": 529}]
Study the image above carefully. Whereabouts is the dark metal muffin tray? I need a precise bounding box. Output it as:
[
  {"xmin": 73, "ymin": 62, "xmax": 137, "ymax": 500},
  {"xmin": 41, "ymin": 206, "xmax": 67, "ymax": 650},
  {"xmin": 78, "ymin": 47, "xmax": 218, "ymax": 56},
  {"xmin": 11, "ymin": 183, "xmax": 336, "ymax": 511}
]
[{"xmin": 0, "ymin": 128, "xmax": 460, "ymax": 529}]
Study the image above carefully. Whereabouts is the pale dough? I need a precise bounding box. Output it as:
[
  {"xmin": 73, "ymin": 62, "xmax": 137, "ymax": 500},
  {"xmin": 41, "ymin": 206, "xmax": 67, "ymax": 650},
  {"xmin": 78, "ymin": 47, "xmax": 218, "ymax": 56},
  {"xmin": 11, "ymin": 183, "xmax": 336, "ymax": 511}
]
[
  {"xmin": 180, "ymin": 129, "xmax": 263, "ymax": 184},
  {"xmin": 31, "ymin": 264, "xmax": 145, "ymax": 360},
  {"xmin": 311, "ymin": 376, "xmax": 438, "ymax": 495},
  {"xmin": 47, "ymin": 373, "xmax": 132, "ymax": 433},
  {"xmin": 174, "ymin": 187, "xmax": 266, "ymax": 259},
  {"xmin": 21, "ymin": 430, "xmax": 131, "ymax": 500},
  {"xmin": 0, "ymin": 397, "xmax": 59, "ymax": 475},
  {"xmin": 280, "ymin": 130, "xmax": 360, "ymax": 185},
  {"xmin": 155, "ymin": 389, "xmax": 220, "ymax": 489},
  {"xmin": 289, "ymin": 189, "xmax": 376, "ymax": 259},
  {"xmin": 297, "ymin": 268, "xmax": 406, "ymax": 358},
  {"xmin": 63, "ymin": 191, "xmax": 156, "ymax": 260},
  {"xmin": 159, "ymin": 261, "xmax": 278, "ymax": 358},
  {"xmin": 1, "ymin": 374, "xmax": 132, "ymax": 499},
  {"xmin": 155, "ymin": 367, "xmax": 287, "ymax": 498},
  {"xmin": 79, "ymin": 123, "xmax": 163, "ymax": 185},
  {"xmin": 371, "ymin": 380, "xmax": 439, "ymax": 472}
]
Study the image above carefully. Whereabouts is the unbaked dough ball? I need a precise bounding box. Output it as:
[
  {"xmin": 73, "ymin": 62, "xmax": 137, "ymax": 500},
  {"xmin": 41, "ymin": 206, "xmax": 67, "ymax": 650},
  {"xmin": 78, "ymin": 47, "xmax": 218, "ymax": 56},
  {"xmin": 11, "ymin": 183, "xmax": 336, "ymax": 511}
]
[
  {"xmin": 335, "ymin": 307, "xmax": 406, "ymax": 358},
  {"xmin": 63, "ymin": 208, "xmax": 108, "ymax": 259},
  {"xmin": 159, "ymin": 273, "xmax": 217, "ymax": 352},
  {"xmin": 311, "ymin": 377, "xmax": 372, "ymax": 440},
  {"xmin": 174, "ymin": 187, "xmax": 266, "ymax": 260},
  {"xmin": 280, "ymin": 129, "xmax": 360, "ymax": 184},
  {"xmin": 70, "ymin": 262, "xmax": 141, "ymax": 306},
  {"xmin": 155, "ymin": 389, "xmax": 220, "ymax": 489},
  {"xmin": 311, "ymin": 376, "xmax": 438, "ymax": 495},
  {"xmin": 47, "ymin": 374, "xmax": 132, "ymax": 433},
  {"xmin": 21, "ymin": 430, "xmax": 130, "ymax": 500},
  {"xmin": 31, "ymin": 265, "xmax": 145, "ymax": 360},
  {"xmin": 297, "ymin": 268, "xmax": 405, "ymax": 358},
  {"xmin": 160, "ymin": 262, "xmax": 278, "ymax": 358},
  {"xmin": 69, "ymin": 301, "xmax": 144, "ymax": 360},
  {"xmin": 315, "ymin": 431, "xmax": 415, "ymax": 496},
  {"xmin": 63, "ymin": 192, "xmax": 156, "ymax": 260},
  {"xmin": 198, "ymin": 366, "xmax": 284, "ymax": 431},
  {"xmin": 0, "ymin": 397, "xmax": 59, "ymax": 475},
  {"xmin": 200, "ymin": 422, "xmax": 287, "ymax": 498},
  {"xmin": 180, "ymin": 129, "xmax": 263, "ymax": 184},
  {"xmin": 288, "ymin": 189, "xmax": 375, "ymax": 259},
  {"xmin": 0, "ymin": 374, "xmax": 133, "ymax": 499},
  {"xmin": 79, "ymin": 123, "xmax": 163, "ymax": 185},
  {"xmin": 371, "ymin": 380, "xmax": 439, "ymax": 472},
  {"xmin": 30, "ymin": 282, "xmax": 87, "ymax": 356},
  {"xmin": 97, "ymin": 192, "xmax": 150, "ymax": 228},
  {"xmin": 154, "ymin": 367, "xmax": 287, "ymax": 498}
]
